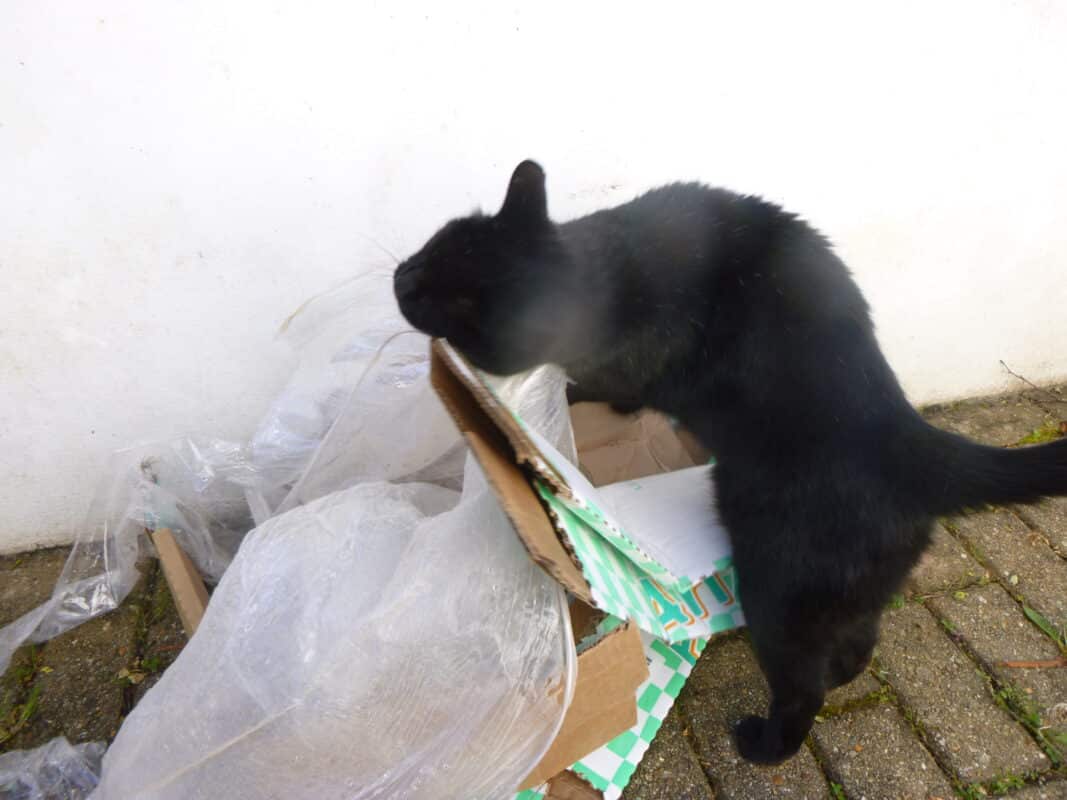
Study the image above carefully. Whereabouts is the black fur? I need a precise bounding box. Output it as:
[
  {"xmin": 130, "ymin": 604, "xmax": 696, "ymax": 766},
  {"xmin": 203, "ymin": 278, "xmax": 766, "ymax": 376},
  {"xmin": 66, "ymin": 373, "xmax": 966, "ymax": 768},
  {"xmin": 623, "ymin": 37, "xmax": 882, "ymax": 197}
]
[{"xmin": 394, "ymin": 160, "xmax": 1067, "ymax": 764}]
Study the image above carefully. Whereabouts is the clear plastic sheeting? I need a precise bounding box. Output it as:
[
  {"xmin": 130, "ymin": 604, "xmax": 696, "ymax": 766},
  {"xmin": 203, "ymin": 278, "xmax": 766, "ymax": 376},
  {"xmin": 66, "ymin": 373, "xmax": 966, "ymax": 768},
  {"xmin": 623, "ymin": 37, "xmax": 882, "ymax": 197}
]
[
  {"xmin": 271, "ymin": 329, "xmax": 468, "ymax": 516},
  {"xmin": 0, "ymin": 736, "xmax": 105, "ymax": 800},
  {"xmin": 0, "ymin": 274, "xmax": 403, "ymax": 677},
  {"xmin": 93, "ymin": 476, "xmax": 573, "ymax": 799},
  {"xmin": 275, "ymin": 333, "xmax": 578, "ymax": 517},
  {"xmin": 0, "ymin": 437, "xmax": 255, "ymax": 677},
  {"xmin": 2, "ymin": 272, "xmax": 579, "ymax": 798},
  {"xmin": 93, "ymin": 306, "xmax": 580, "ymax": 797},
  {"xmin": 245, "ymin": 271, "xmax": 417, "ymax": 520}
]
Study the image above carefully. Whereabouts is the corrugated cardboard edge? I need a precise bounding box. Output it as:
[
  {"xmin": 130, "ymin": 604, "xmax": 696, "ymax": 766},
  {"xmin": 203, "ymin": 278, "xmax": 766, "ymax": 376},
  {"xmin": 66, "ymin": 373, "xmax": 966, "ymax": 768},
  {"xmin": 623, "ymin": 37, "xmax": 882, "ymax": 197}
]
[
  {"xmin": 431, "ymin": 340, "xmax": 571, "ymax": 496},
  {"xmin": 430, "ymin": 340, "xmax": 594, "ymax": 604},
  {"xmin": 545, "ymin": 769, "xmax": 602, "ymax": 800},
  {"xmin": 151, "ymin": 528, "xmax": 209, "ymax": 637},
  {"xmin": 569, "ymin": 599, "xmax": 606, "ymax": 644},
  {"xmin": 429, "ymin": 340, "xmax": 653, "ymax": 794},
  {"xmin": 519, "ymin": 622, "xmax": 649, "ymax": 790}
]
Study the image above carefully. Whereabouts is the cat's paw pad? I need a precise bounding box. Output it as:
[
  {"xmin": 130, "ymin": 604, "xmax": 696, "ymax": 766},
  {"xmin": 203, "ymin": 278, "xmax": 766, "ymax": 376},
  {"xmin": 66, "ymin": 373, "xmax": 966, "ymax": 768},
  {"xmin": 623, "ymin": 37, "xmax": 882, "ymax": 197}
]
[{"xmin": 734, "ymin": 715, "xmax": 789, "ymax": 765}]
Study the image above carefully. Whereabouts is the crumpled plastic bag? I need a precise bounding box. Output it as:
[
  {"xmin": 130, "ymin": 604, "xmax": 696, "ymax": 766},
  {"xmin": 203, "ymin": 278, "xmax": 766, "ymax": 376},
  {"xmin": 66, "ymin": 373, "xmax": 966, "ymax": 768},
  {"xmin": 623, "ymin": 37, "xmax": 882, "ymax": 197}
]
[
  {"xmin": 0, "ymin": 736, "xmax": 105, "ymax": 800},
  {"xmin": 92, "ymin": 473, "xmax": 573, "ymax": 799},
  {"xmin": 0, "ymin": 437, "xmax": 256, "ymax": 677},
  {"xmin": 245, "ymin": 271, "xmax": 436, "ymax": 520},
  {"xmin": 91, "ymin": 311, "xmax": 580, "ymax": 797},
  {"xmin": 0, "ymin": 274, "xmax": 399, "ymax": 677},
  {"xmin": 93, "ymin": 275, "xmax": 576, "ymax": 797},
  {"xmin": 3, "ymin": 270, "xmax": 581, "ymax": 799}
]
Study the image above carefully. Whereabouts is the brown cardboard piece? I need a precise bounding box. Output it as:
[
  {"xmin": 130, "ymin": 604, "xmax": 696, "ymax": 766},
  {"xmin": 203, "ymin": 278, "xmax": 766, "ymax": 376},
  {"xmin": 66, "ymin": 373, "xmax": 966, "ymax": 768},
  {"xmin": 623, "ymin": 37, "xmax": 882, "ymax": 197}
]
[
  {"xmin": 570, "ymin": 403, "xmax": 701, "ymax": 487},
  {"xmin": 151, "ymin": 528, "xmax": 210, "ymax": 636},
  {"xmin": 675, "ymin": 427, "xmax": 712, "ymax": 467},
  {"xmin": 153, "ymin": 340, "xmax": 701, "ymax": 799},
  {"xmin": 431, "ymin": 341, "xmax": 685, "ymax": 798},
  {"xmin": 518, "ymin": 622, "xmax": 648, "ymax": 790},
  {"xmin": 429, "ymin": 340, "xmax": 593, "ymax": 605},
  {"xmin": 545, "ymin": 770, "xmax": 602, "ymax": 800},
  {"xmin": 568, "ymin": 596, "xmax": 607, "ymax": 643}
]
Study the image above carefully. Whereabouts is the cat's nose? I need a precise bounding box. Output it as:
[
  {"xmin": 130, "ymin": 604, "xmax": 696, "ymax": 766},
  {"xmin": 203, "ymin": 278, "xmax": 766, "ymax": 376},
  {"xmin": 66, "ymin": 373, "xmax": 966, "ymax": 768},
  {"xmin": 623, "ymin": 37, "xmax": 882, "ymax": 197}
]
[
  {"xmin": 394, "ymin": 267, "xmax": 432, "ymax": 331},
  {"xmin": 393, "ymin": 266, "xmax": 421, "ymax": 302}
]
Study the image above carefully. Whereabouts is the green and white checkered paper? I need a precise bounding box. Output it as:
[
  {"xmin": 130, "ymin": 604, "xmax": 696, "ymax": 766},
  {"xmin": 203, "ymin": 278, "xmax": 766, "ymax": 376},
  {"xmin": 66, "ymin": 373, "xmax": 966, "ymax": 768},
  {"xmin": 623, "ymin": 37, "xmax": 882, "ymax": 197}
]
[{"xmin": 514, "ymin": 622, "xmax": 710, "ymax": 800}]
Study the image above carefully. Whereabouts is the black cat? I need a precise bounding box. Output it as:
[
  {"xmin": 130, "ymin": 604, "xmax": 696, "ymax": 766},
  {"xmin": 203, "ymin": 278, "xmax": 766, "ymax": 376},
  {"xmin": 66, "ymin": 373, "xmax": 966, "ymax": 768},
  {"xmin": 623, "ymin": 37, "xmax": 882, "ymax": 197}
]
[{"xmin": 393, "ymin": 160, "xmax": 1067, "ymax": 765}]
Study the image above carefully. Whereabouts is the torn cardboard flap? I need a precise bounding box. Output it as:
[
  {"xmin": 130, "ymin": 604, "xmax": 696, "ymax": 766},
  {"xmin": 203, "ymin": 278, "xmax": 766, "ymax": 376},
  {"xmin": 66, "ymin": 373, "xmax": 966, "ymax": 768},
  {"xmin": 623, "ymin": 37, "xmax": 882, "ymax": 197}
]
[
  {"xmin": 431, "ymin": 340, "xmax": 570, "ymax": 495},
  {"xmin": 545, "ymin": 628, "xmax": 710, "ymax": 800},
  {"xmin": 544, "ymin": 770, "xmax": 601, "ymax": 800},
  {"xmin": 429, "ymin": 341, "xmax": 594, "ymax": 605},
  {"xmin": 519, "ymin": 620, "xmax": 714, "ymax": 800},
  {"xmin": 524, "ymin": 424, "xmax": 727, "ymax": 594},
  {"xmin": 519, "ymin": 622, "xmax": 648, "ymax": 791},
  {"xmin": 430, "ymin": 339, "xmax": 744, "ymax": 799},
  {"xmin": 431, "ymin": 339, "xmax": 741, "ymax": 642}
]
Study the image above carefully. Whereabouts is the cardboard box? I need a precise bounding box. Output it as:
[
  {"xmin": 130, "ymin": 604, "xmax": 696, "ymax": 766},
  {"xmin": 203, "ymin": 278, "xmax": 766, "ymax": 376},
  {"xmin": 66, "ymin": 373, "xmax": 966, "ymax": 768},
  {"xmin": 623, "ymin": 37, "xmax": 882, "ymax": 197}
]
[
  {"xmin": 429, "ymin": 340, "xmax": 740, "ymax": 637},
  {"xmin": 429, "ymin": 340, "xmax": 743, "ymax": 799},
  {"xmin": 519, "ymin": 621, "xmax": 647, "ymax": 790},
  {"xmin": 154, "ymin": 340, "xmax": 740, "ymax": 800},
  {"xmin": 569, "ymin": 402, "xmax": 703, "ymax": 487}
]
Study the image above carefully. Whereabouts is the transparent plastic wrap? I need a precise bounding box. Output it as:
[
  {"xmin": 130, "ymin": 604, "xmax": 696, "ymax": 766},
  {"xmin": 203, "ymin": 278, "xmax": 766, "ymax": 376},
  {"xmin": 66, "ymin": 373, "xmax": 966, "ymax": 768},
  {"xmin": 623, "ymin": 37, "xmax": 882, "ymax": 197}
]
[
  {"xmin": 93, "ymin": 472, "xmax": 574, "ymax": 800},
  {"xmin": 275, "ymin": 336, "xmax": 577, "ymax": 516},
  {"xmin": 0, "ymin": 438, "xmax": 255, "ymax": 677},
  {"xmin": 245, "ymin": 271, "xmax": 420, "ymax": 520},
  {"xmin": 3, "ymin": 270, "xmax": 582, "ymax": 798},
  {"xmin": 0, "ymin": 278, "xmax": 396, "ymax": 677},
  {"xmin": 272, "ymin": 330, "xmax": 467, "ymax": 515},
  {"xmin": 251, "ymin": 270, "xmax": 577, "ymax": 514},
  {"xmin": 0, "ymin": 269, "xmax": 578, "ymax": 678},
  {"xmin": 0, "ymin": 736, "xmax": 105, "ymax": 800},
  {"xmin": 93, "ymin": 328, "xmax": 581, "ymax": 798}
]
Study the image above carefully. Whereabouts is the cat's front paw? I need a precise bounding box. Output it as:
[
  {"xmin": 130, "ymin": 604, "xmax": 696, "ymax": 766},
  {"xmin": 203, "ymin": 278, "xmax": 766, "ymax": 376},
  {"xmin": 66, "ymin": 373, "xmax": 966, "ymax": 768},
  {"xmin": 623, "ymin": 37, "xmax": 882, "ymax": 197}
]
[{"xmin": 734, "ymin": 715, "xmax": 791, "ymax": 765}]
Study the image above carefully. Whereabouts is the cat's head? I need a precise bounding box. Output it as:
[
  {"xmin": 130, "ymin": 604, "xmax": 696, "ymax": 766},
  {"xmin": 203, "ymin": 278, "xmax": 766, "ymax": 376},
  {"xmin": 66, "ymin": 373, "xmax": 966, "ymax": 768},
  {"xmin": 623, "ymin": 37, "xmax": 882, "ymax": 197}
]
[{"xmin": 394, "ymin": 160, "xmax": 588, "ymax": 375}]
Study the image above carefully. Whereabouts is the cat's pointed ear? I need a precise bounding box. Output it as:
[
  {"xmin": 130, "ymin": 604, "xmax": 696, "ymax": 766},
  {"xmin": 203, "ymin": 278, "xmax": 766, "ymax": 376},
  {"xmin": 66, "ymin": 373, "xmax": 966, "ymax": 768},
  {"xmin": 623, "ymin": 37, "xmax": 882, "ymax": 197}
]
[{"xmin": 498, "ymin": 160, "xmax": 548, "ymax": 226}]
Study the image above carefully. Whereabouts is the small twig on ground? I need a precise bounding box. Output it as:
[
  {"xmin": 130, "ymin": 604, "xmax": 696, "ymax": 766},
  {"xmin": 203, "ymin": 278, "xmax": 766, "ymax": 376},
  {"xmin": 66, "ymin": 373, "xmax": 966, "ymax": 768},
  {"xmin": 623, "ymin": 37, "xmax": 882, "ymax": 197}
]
[
  {"xmin": 998, "ymin": 658, "xmax": 1067, "ymax": 669},
  {"xmin": 999, "ymin": 360, "xmax": 1067, "ymax": 411}
]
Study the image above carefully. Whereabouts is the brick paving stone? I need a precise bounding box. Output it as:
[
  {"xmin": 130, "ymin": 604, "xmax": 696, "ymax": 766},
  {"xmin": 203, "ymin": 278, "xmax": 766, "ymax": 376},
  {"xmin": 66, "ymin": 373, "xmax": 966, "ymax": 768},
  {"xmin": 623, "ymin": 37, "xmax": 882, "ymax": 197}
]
[
  {"xmin": 1014, "ymin": 497, "xmax": 1067, "ymax": 557},
  {"xmin": 921, "ymin": 396, "xmax": 1054, "ymax": 447},
  {"xmin": 1009, "ymin": 780, "xmax": 1067, "ymax": 799},
  {"xmin": 0, "ymin": 384, "xmax": 1063, "ymax": 793},
  {"xmin": 825, "ymin": 672, "xmax": 881, "ymax": 709},
  {"xmin": 0, "ymin": 546, "xmax": 69, "ymax": 627},
  {"xmin": 949, "ymin": 510, "xmax": 1067, "ymax": 633},
  {"xmin": 4, "ymin": 567, "xmax": 148, "ymax": 750},
  {"xmin": 928, "ymin": 584, "xmax": 1067, "ymax": 751},
  {"xmin": 810, "ymin": 704, "xmax": 955, "ymax": 800},
  {"xmin": 623, "ymin": 704, "xmax": 715, "ymax": 800},
  {"xmin": 875, "ymin": 603, "xmax": 1049, "ymax": 783},
  {"xmin": 680, "ymin": 636, "xmax": 831, "ymax": 799},
  {"xmin": 905, "ymin": 523, "xmax": 988, "ymax": 596}
]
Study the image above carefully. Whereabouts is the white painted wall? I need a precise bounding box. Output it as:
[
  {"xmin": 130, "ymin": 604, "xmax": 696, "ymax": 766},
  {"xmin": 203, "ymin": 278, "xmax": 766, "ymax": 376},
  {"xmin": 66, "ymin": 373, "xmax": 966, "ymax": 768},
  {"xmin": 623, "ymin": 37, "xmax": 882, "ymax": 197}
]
[{"xmin": 3, "ymin": 1, "xmax": 1066, "ymax": 553}]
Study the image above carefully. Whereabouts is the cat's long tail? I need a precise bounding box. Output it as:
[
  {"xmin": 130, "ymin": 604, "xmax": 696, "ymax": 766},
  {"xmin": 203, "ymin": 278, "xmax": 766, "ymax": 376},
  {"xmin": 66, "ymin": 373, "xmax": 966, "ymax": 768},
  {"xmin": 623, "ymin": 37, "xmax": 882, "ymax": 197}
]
[{"xmin": 911, "ymin": 421, "xmax": 1067, "ymax": 516}]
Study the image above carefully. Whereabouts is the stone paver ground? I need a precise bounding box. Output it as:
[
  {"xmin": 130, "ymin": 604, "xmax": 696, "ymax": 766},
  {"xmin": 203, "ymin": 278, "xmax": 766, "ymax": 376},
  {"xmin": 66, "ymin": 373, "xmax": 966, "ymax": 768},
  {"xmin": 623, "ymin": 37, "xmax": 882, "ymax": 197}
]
[{"xmin": 2, "ymin": 382, "xmax": 1066, "ymax": 798}]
